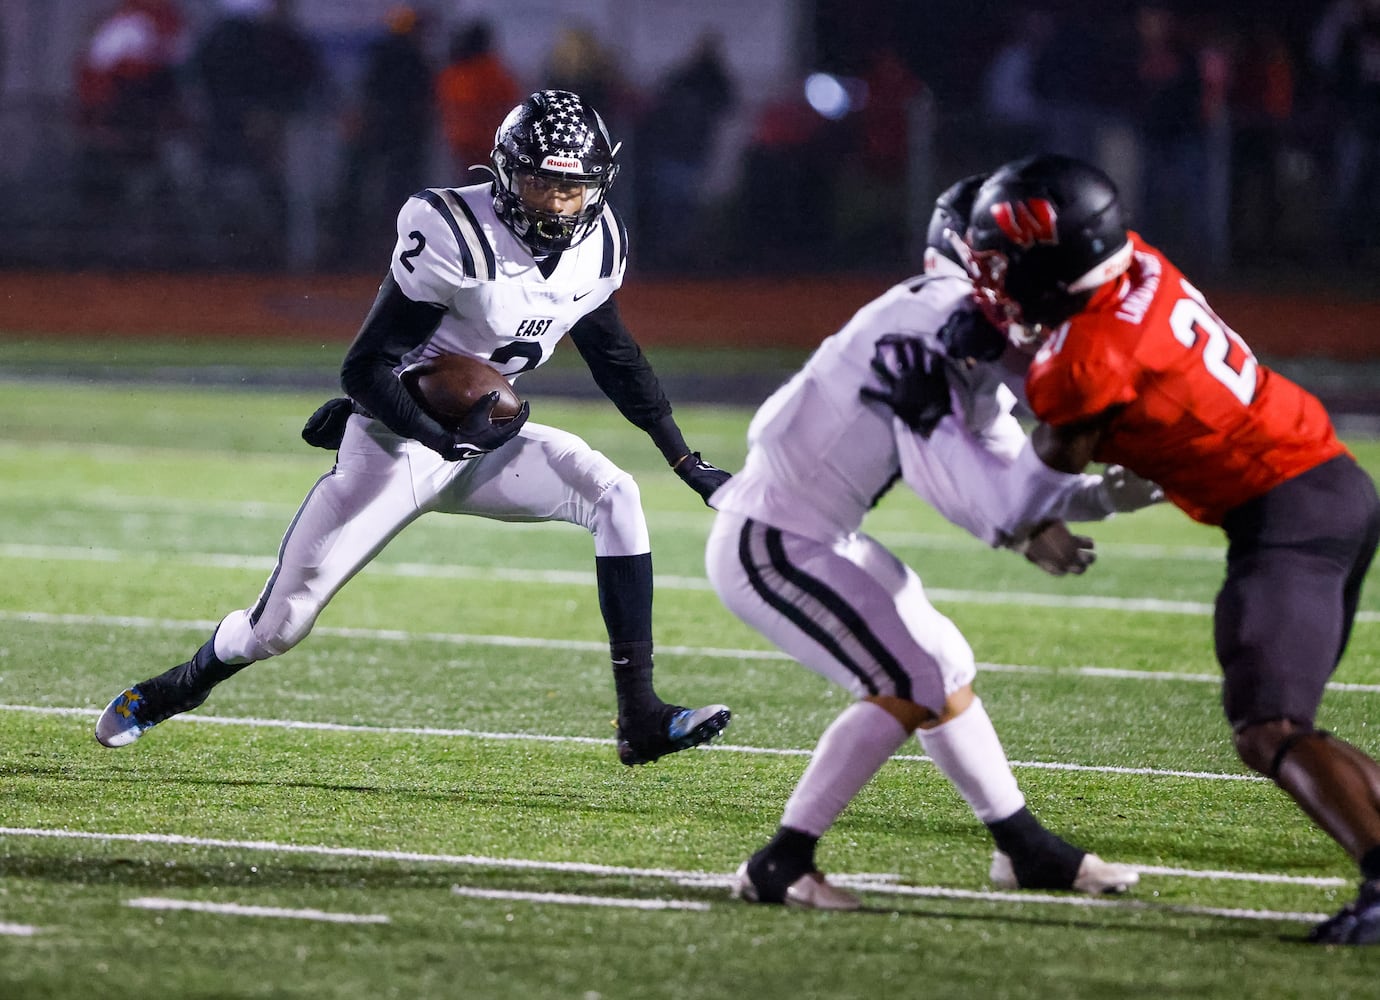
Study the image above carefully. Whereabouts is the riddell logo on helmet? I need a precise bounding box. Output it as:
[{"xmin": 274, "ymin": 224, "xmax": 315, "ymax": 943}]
[
  {"xmin": 991, "ymin": 199, "xmax": 1058, "ymax": 247},
  {"xmin": 542, "ymin": 156, "xmax": 583, "ymax": 172}
]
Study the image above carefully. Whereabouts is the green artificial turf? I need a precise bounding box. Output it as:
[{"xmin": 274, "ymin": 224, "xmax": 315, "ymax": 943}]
[{"xmin": 3, "ymin": 376, "xmax": 1380, "ymax": 999}]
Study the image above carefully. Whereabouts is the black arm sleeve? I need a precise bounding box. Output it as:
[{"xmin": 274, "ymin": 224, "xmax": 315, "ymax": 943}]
[
  {"xmin": 338, "ymin": 273, "xmax": 453, "ymax": 452},
  {"xmin": 568, "ymin": 295, "xmax": 691, "ymax": 465}
]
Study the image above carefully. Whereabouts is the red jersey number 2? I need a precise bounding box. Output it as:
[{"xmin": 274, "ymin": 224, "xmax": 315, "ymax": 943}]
[{"xmin": 1169, "ymin": 280, "xmax": 1258, "ymax": 405}]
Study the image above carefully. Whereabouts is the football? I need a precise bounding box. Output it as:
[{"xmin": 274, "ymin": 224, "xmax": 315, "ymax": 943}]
[{"xmin": 399, "ymin": 354, "xmax": 524, "ymax": 428}]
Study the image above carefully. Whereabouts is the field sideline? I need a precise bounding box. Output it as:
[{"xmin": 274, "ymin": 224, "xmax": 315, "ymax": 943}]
[{"xmin": 4, "ymin": 375, "xmax": 1380, "ymax": 998}]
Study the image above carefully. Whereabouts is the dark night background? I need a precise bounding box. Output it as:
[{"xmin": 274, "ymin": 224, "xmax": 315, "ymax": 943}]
[{"xmin": 811, "ymin": 0, "xmax": 1329, "ymax": 105}]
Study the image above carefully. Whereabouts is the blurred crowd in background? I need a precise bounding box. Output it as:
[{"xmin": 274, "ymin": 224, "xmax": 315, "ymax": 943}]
[{"xmin": 0, "ymin": 0, "xmax": 1377, "ymax": 282}]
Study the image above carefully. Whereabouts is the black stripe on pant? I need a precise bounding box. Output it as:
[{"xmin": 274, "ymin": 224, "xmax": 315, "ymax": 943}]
[{"xmin": 737, "ymin": 517, "xmax": 912, "ymax": 701}]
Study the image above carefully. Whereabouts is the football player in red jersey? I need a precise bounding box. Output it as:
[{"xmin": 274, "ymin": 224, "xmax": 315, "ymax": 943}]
[{"xmin": 952, "ymin": 153, "xmax": 1380, "ymax": 944}]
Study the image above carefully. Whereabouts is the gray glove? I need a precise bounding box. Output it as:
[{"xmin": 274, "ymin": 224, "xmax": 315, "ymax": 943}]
[{"xmin": 1100, "ymin": 464, "xmax": 1165, "ymax": 512}]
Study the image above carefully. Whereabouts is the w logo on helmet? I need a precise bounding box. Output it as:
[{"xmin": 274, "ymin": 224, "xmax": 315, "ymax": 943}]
[{"xmin": 990, "ymin": 199, "xmax": 1058, "ymax": 247}]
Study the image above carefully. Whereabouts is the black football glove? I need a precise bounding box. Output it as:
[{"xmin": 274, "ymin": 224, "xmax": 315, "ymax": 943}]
[
  {"xmin": 1007, "ymin": 519, "xmax": 1096, "ymax": 576},
  {"xmin": 301, "ymin": 396, "xmax": 354, "ymax": 450},
  {"xmin": 674, "ymin": 452, "xmax": 731, "ymax": 506},
  {"xmin": 860, "ymin": 333, "xmax": 952, "ymax": 437},
  {"xmin": 439, "ymin": 391, "xmax": 530, "ymax": 462},
  {"xmin": 937, "ymin": 306, "xmax": 1007, "ymax": 366}
]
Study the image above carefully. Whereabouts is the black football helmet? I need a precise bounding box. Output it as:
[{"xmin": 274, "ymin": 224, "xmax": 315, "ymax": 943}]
[
  {"xmin": 960, "ymin": 154, "xmax": 1132, "ymax": 344},
  {"xmin": 924, "ymin": 173, "xmax": 988, "ymax": 277},
  {"xmin": 490, "ymin": 90, "xmax": 621, "ymax": 255}
]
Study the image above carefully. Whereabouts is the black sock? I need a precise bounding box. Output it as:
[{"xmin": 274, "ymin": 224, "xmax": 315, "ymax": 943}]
[
  {"xmin": 595, "ymin": 553, "xmax": 654, "ymax": 639},
  {"xmin": 986, "ymin": 806, "xmax": 1084, "ymax": 889},
  {"xmin": 596, "ymin": 554, "xmax": 661, "ymax": 723},
  {"xmin": 746, "ymin": 826, "xmax": 820, "ymax": 903},
  {"xmin": 610, "ymin": 641, "xmax": 661, "ymax": 725},
  {"xmin": 140, "ymin": 636, "xmax": 246, "ymax": 721}
]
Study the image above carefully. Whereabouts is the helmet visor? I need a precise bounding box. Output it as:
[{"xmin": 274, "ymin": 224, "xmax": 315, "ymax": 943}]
[{"xmin": 513, "ymin": 170, "xmax": 600, "ymax": 213}]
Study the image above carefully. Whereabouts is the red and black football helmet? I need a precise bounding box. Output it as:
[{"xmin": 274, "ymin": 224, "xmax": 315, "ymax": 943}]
[
  {"xmin": 490, "ymin": 90, "xmax": 621, "ymax": 255},
  {"xmin": 960, "ymin": 154, "xmax": 1132, "ymax": 344}
]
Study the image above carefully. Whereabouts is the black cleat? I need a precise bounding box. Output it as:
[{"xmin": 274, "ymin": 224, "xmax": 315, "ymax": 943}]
[
  {"xmin": 93, "ymin": 639, "xmax": 240, "ymax": 748},
  {"xmin": 1310, "ymin": 880, "xmax": 1380, "ymax": 945},
  {"xmin": 616, "ymin": 703, "xmax": 731, "ymax": 765}
]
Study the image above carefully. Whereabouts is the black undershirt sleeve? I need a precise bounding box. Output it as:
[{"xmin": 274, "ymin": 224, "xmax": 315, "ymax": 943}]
[
  {"xmin": 568, "ymin": 295, "xmax": 691, "ymax": 465},
  {"xmin": 339, "ymin": 273, "xmax": 453, "ymax": 452}
]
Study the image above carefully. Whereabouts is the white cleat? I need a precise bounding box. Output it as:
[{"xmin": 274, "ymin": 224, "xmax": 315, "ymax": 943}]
[
  {"xmin": 1070, "ymin": 853, "xmax": 1140, "ymax": 894},
  {"xmin": 731, "ymin": 861, "xmax": 862, "ymax": 911},
  {"xmin": 94, "ymin": 688, "xmax": 151, "ymax": 748},
  {"xmin": 990, "ymin": 850, "xmax": 1139, "ymax": 895}
]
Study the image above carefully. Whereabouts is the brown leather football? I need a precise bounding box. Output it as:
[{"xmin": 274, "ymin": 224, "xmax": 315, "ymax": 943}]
[{"xmin": 399, "ymin": 354, "xmax": 523, "ymax": 428}]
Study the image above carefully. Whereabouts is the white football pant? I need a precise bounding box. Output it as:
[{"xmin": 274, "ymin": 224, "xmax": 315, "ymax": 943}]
[
  {"xmin": 214, "ymin": 414, "xmax": 650, "ymax": 663},
  {"xmin": 705, "ymin": 510, "xmax": 977, "ymax": 713}
]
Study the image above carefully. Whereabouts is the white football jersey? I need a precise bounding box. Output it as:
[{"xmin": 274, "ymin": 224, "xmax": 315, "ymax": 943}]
[
  {"xmin": 387, "ymin": 183, "xmax": 628, "ymax": 383},
  {"xmin": 711, "ymin": 274, "xmax": 1107, "ymax": 546}
]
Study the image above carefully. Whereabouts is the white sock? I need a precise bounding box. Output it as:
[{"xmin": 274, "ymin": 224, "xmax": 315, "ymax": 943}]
[
  {"xmin": 212, "ymin": 612, "xmax": 258, "ymax": 665},
  {"xmin": 781, "ymin": 700, "xmax": 910, "ymax": 837},
  {"xmin": 917, "ymin": 696, "xmax": 1025, "ymax": 823}
]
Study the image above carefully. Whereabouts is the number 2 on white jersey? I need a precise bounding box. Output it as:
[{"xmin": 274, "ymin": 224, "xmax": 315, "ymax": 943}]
[{"xmin": 1169, "ymin": 280, "xmax": 1258, "ymax": 405}]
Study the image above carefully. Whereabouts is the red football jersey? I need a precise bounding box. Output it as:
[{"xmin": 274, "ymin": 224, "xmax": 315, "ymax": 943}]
[{"xmin": 1025, "ymin": 233, "xmax": 1346, "ymax": 525}]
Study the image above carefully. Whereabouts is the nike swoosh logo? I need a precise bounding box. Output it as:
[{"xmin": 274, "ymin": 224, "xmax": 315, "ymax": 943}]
[
  {"xmin": 611, "ymin": 657, "xmax": 630, "ymax": 665},
  {"xmin": 574, "ymin": 289, "xmax": 594, "ymax": 301}
]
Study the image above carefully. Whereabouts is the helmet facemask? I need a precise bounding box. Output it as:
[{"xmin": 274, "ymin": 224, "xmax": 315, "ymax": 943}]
[
  {"xmin": 491, "ymin": 152, "xmax": 615, "ymax": 254},
  {"xmin": 966, "ymin": 237, "xmax": 1133, "ymax": 347},
  {"xmin": 950, "ymin": 230, "xmax": 1047, "ymax": 347}
]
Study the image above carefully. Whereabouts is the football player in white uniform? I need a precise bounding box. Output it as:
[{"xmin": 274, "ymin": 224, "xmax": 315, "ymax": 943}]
[
  {"xmin": 708, "ymin": 175, "xmax": 1159, "ymax": 908},
  {"xmin": 96, "ymin": 90, "xmax": 732, "ymax": 766}
]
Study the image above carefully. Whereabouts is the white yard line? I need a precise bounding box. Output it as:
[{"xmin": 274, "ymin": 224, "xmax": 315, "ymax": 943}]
[
  {"xmin": 5, "ymin": 540, "xmax": 1379, "ymax": 620},
  {"xmin": 0, "ymin": 826, "xmax": 745, "ymax": 881},
  {"xmin": 0, "ymin": 701, "xmax": 1271, "ymax": 784},
  {"xmin": 821, "ymin": 883, "xmax": 1329, "ymax": 925},
  {"xmin": 450, "ymin": 886, "xmax": 709, "ymax": 911},
  {"xmin": 870, "ymin": 530, "xmax": 1226, "ymax": 562},
  {"xmin": 0, "ymin": 922, "xmax": 39, "ymax": 936},
  {"xmin": 125, "ymin": 897, "xmax": 390, "ymax": 924},
  {"xmin": 0, "ymin": 827, "xmax": 1335, "ymax": 924},
  {"xmin": 5, "ymin": 607, "xmax": 1379, "ymax": 690},
  {"xmin": 1131, "ymin": 865, "xmax": 1347, "ymax": 887},
  {"xmin": 0, "ymin": 487, "xmax": 1227, "ymax": 560}
]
